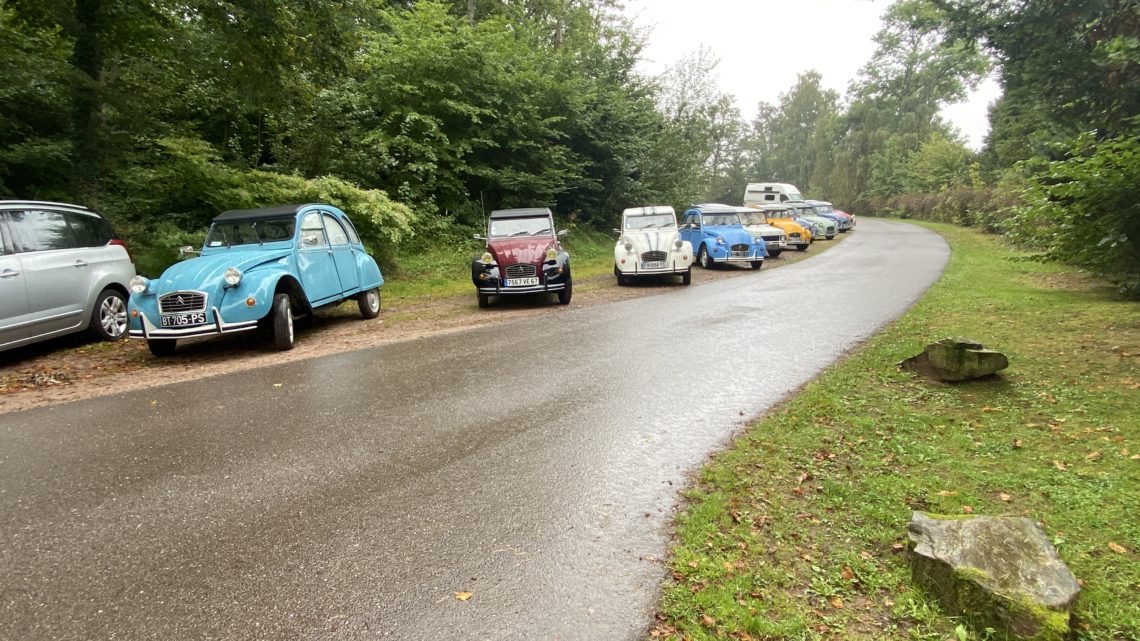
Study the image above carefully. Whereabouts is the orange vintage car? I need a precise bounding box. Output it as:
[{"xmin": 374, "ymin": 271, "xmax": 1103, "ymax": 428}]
[{"xmin": 745, "ymin": 203, "xmax": 812, "ymax": 251}]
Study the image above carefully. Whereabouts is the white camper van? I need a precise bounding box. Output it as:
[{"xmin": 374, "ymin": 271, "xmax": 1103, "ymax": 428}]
[{"xmin": 743, "ymin": 183, "xmax": 804, "ymax": 206}]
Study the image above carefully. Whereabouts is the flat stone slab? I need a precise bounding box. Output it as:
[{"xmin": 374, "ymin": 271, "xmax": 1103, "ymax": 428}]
[
  {"xmin": 899, "ymin": 337, "xmax": 1009, "ymax": 381},
  {"xmin": 908, "ymin": 512, "xmax": 1079, "ymax": 640}
]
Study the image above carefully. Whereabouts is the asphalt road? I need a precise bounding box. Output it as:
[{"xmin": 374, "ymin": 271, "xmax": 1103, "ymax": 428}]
[{"xmin": 0, "ymin": 219, "xmax": 949, "ymax": 641}]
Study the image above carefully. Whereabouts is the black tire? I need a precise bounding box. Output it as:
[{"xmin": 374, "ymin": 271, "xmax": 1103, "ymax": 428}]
[
  {"xmin": 357, "ymin": 288, "xmax": 380, "ymax": 319},
  {"xmin": 795, "ymin": 243, "xmax": 809, "ymax": 252},
  {"xmin": 271, "ymin": 293, "xmax": 295, "ymax": 351},
  {"xmin": 614, "ymin": 265, "xmax": 627, "ymax": 286},
  {"xmin": 768, "ymin": 249, "xmax": 782, "ymax": 258},
  {"xmin": 477, "ymin": 292, "xmax": 491, "ymax": 308},
  {"xmin": 826, "ymin": 234, "xmax": 836, "ymax": 240},
  {"xmin": 698, "ymin": 245, "xmax": 713, "ymax": 269},
  {"xmin": 89, "ymin": 288, "xmax": 128, "ymax": 341},
  {"xmin": 147, "ymin": 339, "xmax": 176, "ymax": 357},
  {"xmin": 750, "ymin": 260, "xmax": 763, "ymax": 270},
  {"xmin": 557, "ymin": 278, "xmax": 573, "ymax": 305},
  {"xmin": 681, "ymin": 269, "xmax": 691, "ymax": 285}
]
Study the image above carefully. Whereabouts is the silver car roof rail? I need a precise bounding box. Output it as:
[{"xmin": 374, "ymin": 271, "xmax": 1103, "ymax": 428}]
[{"xmin": 0, "ymin": 200, "xmax": 91, "ymax": 211}]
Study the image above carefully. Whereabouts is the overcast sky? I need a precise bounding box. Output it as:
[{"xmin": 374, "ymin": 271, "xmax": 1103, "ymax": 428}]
[{"xmin": 621, "ymin": 0, "xmax": 1001, "ymax": 149}]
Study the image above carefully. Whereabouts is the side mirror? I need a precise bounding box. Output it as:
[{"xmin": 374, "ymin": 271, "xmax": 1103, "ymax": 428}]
[
  {"xmin": 612, "ymin": 228, "xmax": 621, "ymax": 235},
  {"xmin": 556, "ymin": 229, "xmax": 569, "ymax": 238},
  {"xmin": 178, "ymin": 245, "xmax": 200, "ymax": 257},
  {"xmin": 473, "ymin": 234, "xmax": 486, "ymax": 241}
]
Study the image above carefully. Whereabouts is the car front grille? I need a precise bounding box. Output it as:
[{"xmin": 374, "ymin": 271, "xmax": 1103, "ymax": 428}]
[
  {"xmin": 505, "ymin": 264, "xmax": 537, "ymax": 279},
  {"xmin": 159, "ymin": 291, "xmax": 207, "ymax": 313},
  {"xmin": 730, "ymin": 244, "xmax": 750, "ymax": 253},
  {"xmin": 641, "ymin": 250, "xmax": 667, "ymax": 262},
  {"xmin": 762, "ymin": 235, "xmax": 782, "ymax": 243},
  {"xmin": 789, "ymin": 232, "xmax": 802, "ymax": 240}
]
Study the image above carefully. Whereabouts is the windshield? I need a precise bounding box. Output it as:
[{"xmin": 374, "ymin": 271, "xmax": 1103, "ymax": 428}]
[
  {"xmin": 206, "ymin": 217, "xmax": 296, "ymax": 247},
  {"xmin": 489, "ymin": 216, "xmax": 552, "ymax": 238},
  {"xmin": 623, "ymin": 214, "xmax": 676, "ymax": 230},
  {"xmin": 703, "ymin": 213, "xmax": 742, "ymax": 226},
  {"xmin": 813, "ymin": 205, "xmax": 834, "ymax": 214},
  {"xmin": 737, "ymin": 211, "xmax": 767, "ymax": 226},
  {"xmin": 786, "ymin": 191, "xmax": 804, "ymax": 201},
  {"xmin": 766, "ymin": 209, "xmax": 792, "ymax": 219}
]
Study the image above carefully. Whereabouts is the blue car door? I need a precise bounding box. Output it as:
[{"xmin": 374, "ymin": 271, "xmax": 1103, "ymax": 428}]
[
  {"xmin": 322, "ymin": 212, "xmax": 360, "ymax": 294},
  {"xmin": 680, "ymin": 212, "xmax": 700, "ymax": 253},
  {"xmin": 295, "ymin": 211, "xmax": 343, "ymax": 305}
]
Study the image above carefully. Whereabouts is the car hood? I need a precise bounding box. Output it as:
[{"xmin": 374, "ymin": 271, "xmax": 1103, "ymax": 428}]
[
  {"xmin": 487, "ymin": 237, "xmax": 556, "ymax": 266},
  {"xmin": 154, "ymin": 249, "xmax": 292, "ymax": 293},
  {"xmin": 800, "ymin": 214, "xmax": 836, "ymax": 227},
  {"xmin": 742, "ymin": 223, "xmax": 785, "ymax": 238},
  {"xmin": 620, "ymin": 228, "xmax": 682, "ymax": 252}
]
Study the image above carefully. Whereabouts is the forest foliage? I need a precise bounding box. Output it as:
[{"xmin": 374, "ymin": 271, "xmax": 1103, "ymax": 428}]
[{"xmin": 0, "ymin": 0, "xmax": 1135, "ymax": 288}]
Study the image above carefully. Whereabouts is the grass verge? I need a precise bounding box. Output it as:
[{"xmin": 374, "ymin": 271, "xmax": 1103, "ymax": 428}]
[{"xmin": 651, "ymin": 222, "xmax": 1139, "ymax": 641}]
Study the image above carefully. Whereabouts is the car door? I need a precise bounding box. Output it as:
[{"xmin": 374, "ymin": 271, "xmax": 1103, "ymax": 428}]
[
  {"xmin": 0, "ymin": 214, "xmax": 31, "ymax": 348},
  {"xmin": 679, "ymin": 212, "xmax": 700, "ymax": 250},
  {"xmin": 322, "ymin": 212, "xmax": 360, "ymax": 294},
  {"xmin": 294, "ymin": 211, "xmax": 342, "ymax": 305},
  {"xmin": 7, "ymin": 208, "xmax": 90, "ymax": 336}
]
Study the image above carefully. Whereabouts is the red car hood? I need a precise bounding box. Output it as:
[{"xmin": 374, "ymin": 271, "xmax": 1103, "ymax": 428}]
[{"xmin": 488, "ymin": 237, "xmax": 555, "ymax": 266}]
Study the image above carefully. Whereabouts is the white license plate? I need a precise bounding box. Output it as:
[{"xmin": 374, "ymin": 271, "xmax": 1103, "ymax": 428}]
[
  {"xmin": 505, "ymin": 277, "xmax": 540, "ymax": 287},
  {"xmin": 640, "ymin": 261, "xmax": 667, "ymax": 269},
  {"xmin": 161, "ymin": 312, "xmax": 207, "ymax": 327}
]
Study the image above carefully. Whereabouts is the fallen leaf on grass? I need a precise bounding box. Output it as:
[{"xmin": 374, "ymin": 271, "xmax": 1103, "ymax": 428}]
[
  {"xmin": 687, "ymin": 560, "xmax": 699, "ymax": 568},
  {"xmin": 700, "ymin": 614, "xmax": 716, "ymax": 628},
  {"xmin": 1053, "ymin": 460, "xmax": 1068, "ymax": 471},
  {"xmin": 1107, "ymin": 542, "xmax": 1130, "ymax": 554},
  {"xmin": 962, "ymin": 505, "xmax": 974, "ymax": 514},
  {"xmin": 841, "ymin": 566, "xmax": 855, "ymax": 581},
  {"xmin": 454, "ymin": 592, "xmax": 472, "ymax": 601},
  {"xmin": 937, "ymin": 490, "xmax": 957, "ymax": 497},
  {"xmin": 1086, "ymin": 451, "xmax": 1102, "ymax": 461},
  {"xmin": 999, "ymin": 493, "xmax": 1013, "ymax": 502},
  {"xmin": 272, "ymin": 383, "xmax": 283, "ymax": 388},
  {"xmin": 829, "ymin": 596, "xmax": 844, "ymax": 609},
  {"xmin": 1012, "ymin": 438, "xmax": 1023, "ymax": 449},
  {"xmin": 891, "ymin": 543, "xmax": 905, "ymax": 552},
  {"xmin": 981, "ymin": 406, "xmax": 1001, "ymax": 413},
  {"xmin": 860, "ymin": 551, "xmax": 872, "ymax": 560}
]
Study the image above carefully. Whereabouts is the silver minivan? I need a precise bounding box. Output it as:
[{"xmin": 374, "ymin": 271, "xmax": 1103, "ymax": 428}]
[{"xmin": 1, "ymin": 200, "xmax": 135, "ymax": 352}]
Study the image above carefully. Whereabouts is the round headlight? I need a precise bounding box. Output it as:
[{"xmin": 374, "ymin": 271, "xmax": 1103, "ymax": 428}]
[
  {"xmin": 129, "ymin": 275, "xmax": 149, "ymax": 293},
  {"xmin": 674, "ymin": 239, "xmax": 683, "ymax": 250},
  {"xmin": 223, "ymin": 267, "xmax": 242, "ymax": 287},
  {"xmin": 546, "ymin": 248, "xmax": 557, "ymax": 261},
  {"xmin": 624, "ymin": 242, "xmax": 633, "ymax": 252},
  {"xmin": 717, "ymin": 237, "xmax": 725, "ymax": 245},
  {"xmin": 481, "ymin": 252, "xmax": 493, "ymax": 265}
]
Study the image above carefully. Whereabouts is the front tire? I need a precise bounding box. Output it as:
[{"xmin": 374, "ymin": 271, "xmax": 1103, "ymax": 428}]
[
  {"xmin": 698, "ymin": 245, "xmax": 713, "ymax": 269},
  {"xmin": 271, "ymin": 293, "xmax": 295, "ymax": 351},
  {"xmin": 750, "ymin": 260, "xmax": 763, "ymax": 270},
  {"xmin": 357, "ymin": 288, "xmax": 380, "ymax": 319},
  {"xmin": 89, "ymin": 289, "xmax": 128, "ymax": 341},
  {"xmin": 147, "ymin": 339, "xmax": 176, "ymax": 357},
  {"xmin": 681, "ymin": 269, "xmax": 692, "ymax": 285},
  {"xmin": 614, "ymin": 265, "xmax": 627, "ymax": 286},
  {"xmin": 768, "ymin": 249, "xmax": 782, "ymax": 258},
  {"xmin": 477, "ymin": 292, "xmax": 491, "ymax": 308},
  {"xmin": 795, "ymin": 243, "xmax": 809, "ymax": 252},
  {"xmin": 557, "ymin": 278, "xmax": 573, "ymax": 305}
]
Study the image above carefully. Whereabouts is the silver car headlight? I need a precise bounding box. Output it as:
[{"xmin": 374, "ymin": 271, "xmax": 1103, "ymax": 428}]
[
  {"xmin": 716, "ymin": 237, "xmax": 725, "ymax": 245},
  {"xmin": 674, "ymin": 239, "xmax": 683, "ymax": 249},
  {"xmin": 223, "ymin": 267, "xmax": 243, "ymax": 287},
  {"xmin": 129, "ymin": 275, "xmax": 149, "ymax": 294}
]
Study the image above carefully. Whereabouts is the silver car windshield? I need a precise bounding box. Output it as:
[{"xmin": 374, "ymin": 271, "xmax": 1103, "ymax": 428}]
[
  {"xmin": 703, "ymin": 214, "xmax": 742, "ymax": 226},
  {"xmin": 206, "ymin": 217, "xmax": 296, "ymax": 247},
  {"xmin": 814, "ymin": 205, "xmax": 834, "ymax": 214},
  {"xmin": 624, "ymin": 214, "xmax": 676, "ymax": 230},
  {"xmin": 737, "ymin": 212, "xmax": 767, "ymax": 226},
  {"xmin": 489, "ymin": 217, "xmax": 553, "ymax": 238}
]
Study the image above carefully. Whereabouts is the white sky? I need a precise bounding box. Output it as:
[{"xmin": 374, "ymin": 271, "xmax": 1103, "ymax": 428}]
[{"xmin": 622, "ymin": 0, "xmax": 1002, "ymax": 149}]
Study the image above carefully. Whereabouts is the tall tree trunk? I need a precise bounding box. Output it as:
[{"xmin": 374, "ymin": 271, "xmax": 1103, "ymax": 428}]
[
  {"xmin": 467, "ymin": 0, "xmax": 475, "ymax": 26},
  {"xmin": 70, "ymin": 0, "xmax": 102, "ymax": 207}
]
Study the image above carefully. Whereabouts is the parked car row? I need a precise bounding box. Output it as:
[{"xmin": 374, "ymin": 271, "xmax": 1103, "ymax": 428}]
[{"xmin": 2, "ymin": 190, "xmax": 855, "ymax": 357}]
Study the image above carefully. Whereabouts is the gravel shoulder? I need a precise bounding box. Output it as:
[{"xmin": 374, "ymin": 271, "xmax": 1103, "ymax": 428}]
[{"xmin": 0, "ymin": 240, "xmax": 843, "ymax": 415}]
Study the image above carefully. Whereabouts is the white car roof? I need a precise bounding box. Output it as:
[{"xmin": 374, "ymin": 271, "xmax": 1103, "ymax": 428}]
[{"xmin": 622, "ymin": 205, "xmax": 675, "ymax": 216}]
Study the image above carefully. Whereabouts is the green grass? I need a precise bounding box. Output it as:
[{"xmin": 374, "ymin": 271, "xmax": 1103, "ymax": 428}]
[{"xmin": 652, "ymin": 223, "xmax": 1139, "ymax": 641}]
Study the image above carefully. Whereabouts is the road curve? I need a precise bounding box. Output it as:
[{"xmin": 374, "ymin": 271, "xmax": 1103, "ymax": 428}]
[{"xmin": 0, "ymin": 219, "xmax": 948, "ymax": 640}]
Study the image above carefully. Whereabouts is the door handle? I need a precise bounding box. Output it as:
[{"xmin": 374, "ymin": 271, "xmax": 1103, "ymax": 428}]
[
  {"xmin": 73, "ymin": 260, "xmax": 89, "ymax": 267},
  {"xmin": 0, "ymin": 268, "xmax": 19, "ymax": 278}
]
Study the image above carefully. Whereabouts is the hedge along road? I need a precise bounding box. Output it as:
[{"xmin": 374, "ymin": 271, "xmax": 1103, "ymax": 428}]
[{"xmin": 0, "ymin": 218, "xmax": 947, "ymax": 641}]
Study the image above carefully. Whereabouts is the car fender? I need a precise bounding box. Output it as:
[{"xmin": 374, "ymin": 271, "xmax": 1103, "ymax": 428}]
[
  {"xmin": 217, "ymin": 266, "xmax": 307, "ymax": 322},
  {"xmin": 356, "ymin": 251, "xmax": 384, "ymax": 290}
]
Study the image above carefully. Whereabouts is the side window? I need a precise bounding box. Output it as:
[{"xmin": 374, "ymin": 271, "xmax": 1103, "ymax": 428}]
[
  {"xmin": 764, "ymin": 194, "xmax": 775, "ymax": 201},
  {"xmin": 299, "ymin": 212, "xmax": 328, "ymax": 248},
  {"xmin": 67, "ymin": 213, "xmax": 112, "ymax": 247},
  {"xmin": 341, "ymin": 217, "xmax": 361, "ymax": 244},
  {"xmin": 9, "ymin": 209, "xmax": 77, "ymax": 252},
  {"xmin": 323, "ymin": 213, "xmax": 350, "ymax": 246},
  {"xmin": 0, "ymin": 214, "xmax": 9, "ymax": 255}
]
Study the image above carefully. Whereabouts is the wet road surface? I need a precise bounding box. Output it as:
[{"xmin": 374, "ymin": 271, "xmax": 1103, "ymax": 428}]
[{"xmin": 0, "ymin": 219, "xmax": 948, "ymax": 640}]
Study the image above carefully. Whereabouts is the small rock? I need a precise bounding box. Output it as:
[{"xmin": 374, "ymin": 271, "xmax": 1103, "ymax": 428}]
[
  {"xmin": 908, "ymin": 512, "xmax": 1079, "ymax": 640},
  {"xmin": 899, "ymin": 337, "xmax": 1009, "ymax": 382}
]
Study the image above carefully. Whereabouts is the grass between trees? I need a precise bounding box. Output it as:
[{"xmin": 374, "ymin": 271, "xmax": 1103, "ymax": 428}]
[{"xmin": 651, "ymin": 222, "xmax": 1139, "ymax": 641}]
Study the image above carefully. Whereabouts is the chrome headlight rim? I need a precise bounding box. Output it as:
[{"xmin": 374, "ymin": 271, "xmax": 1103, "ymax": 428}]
[{"xmin": 223, "ymin": 266, "xmax": 243, "ymax": 288}]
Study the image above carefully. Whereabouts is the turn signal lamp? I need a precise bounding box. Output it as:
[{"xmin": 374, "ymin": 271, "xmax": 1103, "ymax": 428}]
[{"xmin": 245, "ymin": 297, "xmax": 256, "ymax": 307}]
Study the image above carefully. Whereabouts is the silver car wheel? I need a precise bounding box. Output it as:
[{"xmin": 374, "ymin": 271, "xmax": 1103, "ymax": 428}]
[{"xmin": 100, "ymin": 295, "xmax": 128, "ymax": 338}]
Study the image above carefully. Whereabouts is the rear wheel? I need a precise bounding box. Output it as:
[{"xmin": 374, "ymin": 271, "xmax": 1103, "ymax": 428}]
[
  {"xmin": 271, "ymin": 293, "xmax": 295, "ymax": 351},
  {"xmin": 147, "ymin": 339, "xmax": 176, "ymax": 357},
  {"xmin": 357, "ymin": 288, "xmax": 380, "ymax": 319},
  {"xmin": 681, "ymin": 269, "xmax": 692, "ymax": 285},
  {"xmin": 767, "ymin": 249, "xmax": 782, "ymax": 258},
  {"xmin": 698, "ymin": 245, "xmax": 713, "ymax": 269},
  {"xmin": 795, "ymin": 243, "xmax": 809, "ymax": 252},
  {"xmin": 477, "ymin": 292, "xmax": 491, "ymax": 308},
  {"xmin": 557, "ymin": 278, "xmax": 573, "ymax": 305},
  {"xmin": 89, "ymin": 289, "xmax": 128, "ymax": 341},
  {"xmin": 750, "ymin": 260, "xmax": 763, "ymax": 270}
]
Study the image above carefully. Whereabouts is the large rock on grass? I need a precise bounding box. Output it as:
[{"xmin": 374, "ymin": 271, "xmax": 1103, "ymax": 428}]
[
  {"xmin": 908, "ymin": 512, "xmax": 1079, "ymax": 640},
  {"xmin": 899, "ymin": 337, "xmax": 1009, "ymax": 382}
]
